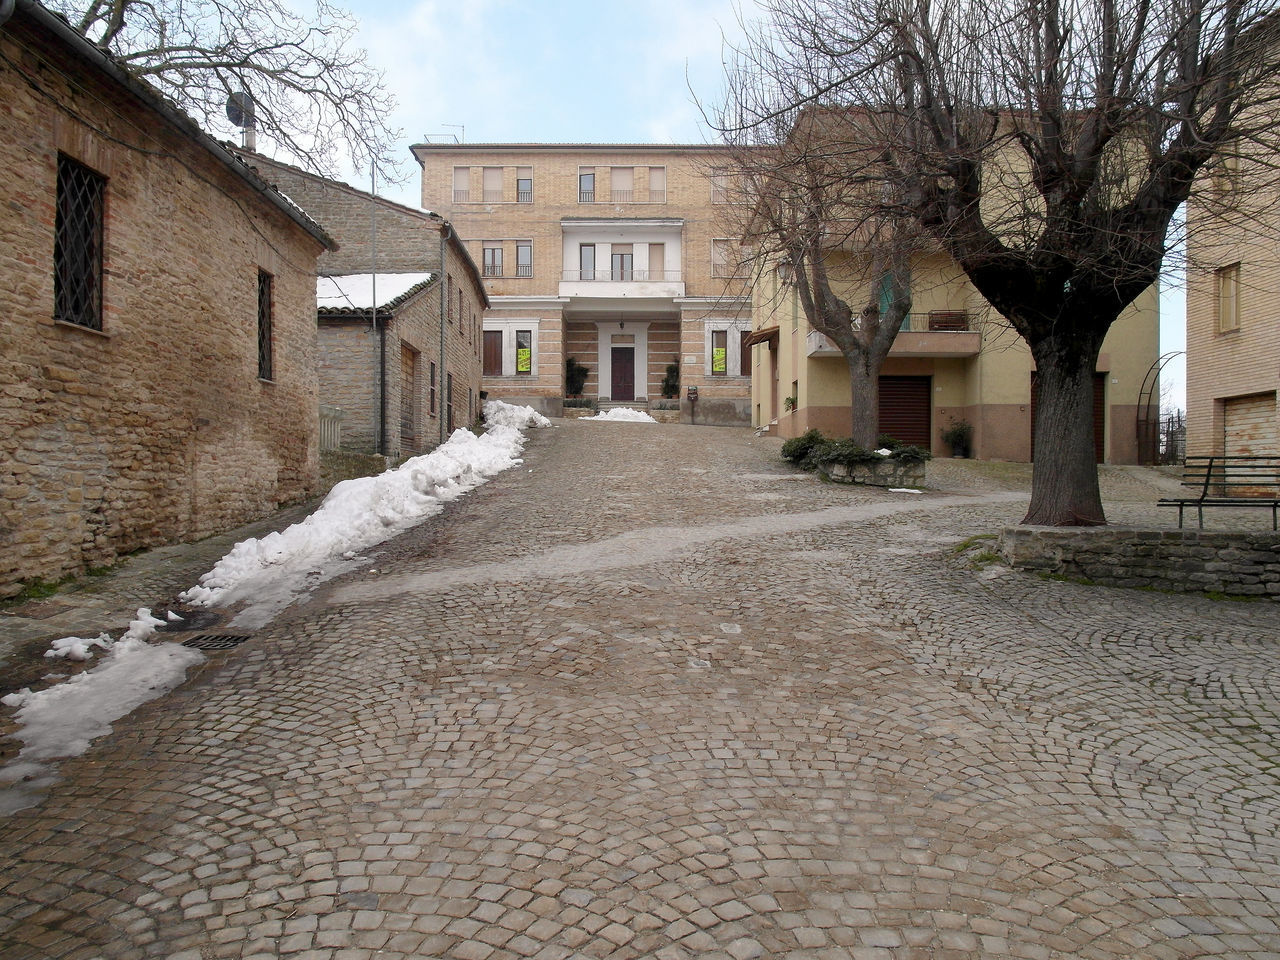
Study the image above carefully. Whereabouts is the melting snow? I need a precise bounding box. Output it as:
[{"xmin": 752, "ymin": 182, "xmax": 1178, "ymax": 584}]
[{"xmin": 584, "ymin": 408, "xmax": 658, "ymax": 423}]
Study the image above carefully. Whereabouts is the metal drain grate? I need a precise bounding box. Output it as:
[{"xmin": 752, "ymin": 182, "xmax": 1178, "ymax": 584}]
[{"xmin": 181, "ymin": 634, "xmax": 252, "ymax": 650}]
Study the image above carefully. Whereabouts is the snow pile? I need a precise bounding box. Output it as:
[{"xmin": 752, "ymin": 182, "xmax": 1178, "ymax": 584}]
[
  {"xmin": 1, "ymin": 609, "xmax": 204, "ymax": 812},
  {"xmin": 44, "ymin": 633, "xmax": 112, "ymax": 662},
  {"xmin": 180, "ymin": 403, "xmax": 548, "ymax": 625},
  {"xmin": 484, "ymin": 399, "xmax": 551, "ymax": 430},
  {"xmin": 584, "ymin": 407, "xmax": 658, "ymax": 423}
]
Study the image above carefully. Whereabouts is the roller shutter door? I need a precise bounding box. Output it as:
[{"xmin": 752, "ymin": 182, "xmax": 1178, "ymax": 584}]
[
  {"xmin": 878, "ymin": 376, "xmax": 932, "ymax": 447},
  {"xmin": 1030, "ymin": 372, "xmax": 1106, "ymax": 463},
  {"xmin": 1224, "ymin": 392, "xmax": 1277, "ymax": 456}
]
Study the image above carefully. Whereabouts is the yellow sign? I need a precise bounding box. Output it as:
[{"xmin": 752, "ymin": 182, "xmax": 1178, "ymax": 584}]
[
  {"xmin": 712, "ymin": 347, "xmax": 726, "ymax": 373},
  {"xmin": 517, "ymin": 348, "xmax": 531, "ymax": 373}
]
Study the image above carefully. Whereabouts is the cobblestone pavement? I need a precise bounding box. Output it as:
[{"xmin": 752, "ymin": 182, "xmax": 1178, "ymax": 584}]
[{"xmin": 2, "ymin": 421, "xmax": 1280, "ymax": 960}]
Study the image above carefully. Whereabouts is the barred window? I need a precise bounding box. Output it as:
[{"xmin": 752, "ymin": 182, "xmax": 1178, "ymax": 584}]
[
  {"xmin": 55, "ymin": 154, "xmax": 106, "ymax": 330},
  {"xmin": 257, "ymin": 269, "xmax": 273, "ymax": 381}
]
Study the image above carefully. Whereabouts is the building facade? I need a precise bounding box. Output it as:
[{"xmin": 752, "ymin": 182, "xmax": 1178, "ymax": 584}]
[
  {"xmin": 412, "ymin": 144, "xmax": 752, "ymax": 425},
  {"xmin": 230, "ymin": 150, "xmax": 487, "ymax": 457},
  {"xmin": 0, "ymin": 2, "xmax": 332, "ymax": 599},
  {"xmin": 750, "ymin": 251, "xmax": 1160, "ymax": 462},
  {"xmin": 1185, "ymin": 153, "xmax": 1280, "ymax": 457}
]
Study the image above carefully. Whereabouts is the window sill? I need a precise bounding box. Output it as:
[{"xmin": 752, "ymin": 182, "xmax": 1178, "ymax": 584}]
[{"xmin": 54, "ymin": 318, "xmax": 110, "ymax": 338}]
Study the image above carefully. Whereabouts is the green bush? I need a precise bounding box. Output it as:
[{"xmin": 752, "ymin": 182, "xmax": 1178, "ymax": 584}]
[
  {"xmin": 563, "ymin": 397, "xmax": 598, "ymax": 409},
  {"xmin": 565, "ymin": 356, "xmax": 589, "ymax": 397},
  {"xmin": 781, "ymin": 428, "xmax": 825, "ymax": 463}
]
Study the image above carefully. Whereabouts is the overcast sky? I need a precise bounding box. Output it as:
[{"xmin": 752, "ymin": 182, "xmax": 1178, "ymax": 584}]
[{"xmin": 298, "ymin": 0, "xmax": 1185, "ymax": 409}]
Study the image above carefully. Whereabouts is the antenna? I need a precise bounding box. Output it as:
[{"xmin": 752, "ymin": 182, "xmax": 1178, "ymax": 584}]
[
  {"xmin": 442, "ymin": 123, "xmax": 464, "ymax": 143},
  {"xmin": 225, "ymin": 90, "xmax": 256, "ymax": 151}
]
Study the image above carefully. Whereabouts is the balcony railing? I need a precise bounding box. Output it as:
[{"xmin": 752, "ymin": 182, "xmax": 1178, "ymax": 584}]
[
  {"xmin": 562, "ymin": 269, "xmax": 682, "ymax": 282},
  {"xmin": 453, "ymin": 189, "xmax": 470, "ymax": 202},
  {"xmin": 483, "ymin": 189, "xmax": 503, "ymax": 202},
  {"xmin": 579, "ymin": 190, "xmax": 595, "ymax": 202},
  {"xmin": 648, "ymin": 190, "xmax": 666, "ymax": 203},
  {"xmin": 482, "ymin": 265, "xmax": 502, "ymax": 278},
  {"xmin": 516, "ymin": 264, "xmax": 533, "ymax": 277},
  {"xmin": 611, "ymin": 189, "xmax": 634, "ymax": 202},
  {"xmin": 517, "ymin": 190, "xmax": 533, "ymax": 203},
  {"xmin": 899, "ymin": 311, "xmax": 973, "ymax": 332}
]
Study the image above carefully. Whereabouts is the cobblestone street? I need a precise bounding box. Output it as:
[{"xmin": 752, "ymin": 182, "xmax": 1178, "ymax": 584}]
[{"xmin": 3, "ymin": 420, "xmax": 1280, "ymax": 959}]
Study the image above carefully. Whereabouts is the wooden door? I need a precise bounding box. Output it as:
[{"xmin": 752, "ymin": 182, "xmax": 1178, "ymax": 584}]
[
  {"xmin": 400, "ymin": 345, "xmax": 417, "ymax": 451},
  {"xmin": 482, "ymin": 330, "xmax": 503, "ymax": 377},
  {"xmin": 611, "ymin": 347, "xmax": 635, "ymax": 401}
]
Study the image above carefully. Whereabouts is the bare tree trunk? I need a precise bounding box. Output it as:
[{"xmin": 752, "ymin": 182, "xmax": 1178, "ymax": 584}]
[
  {"xmin": 1025, "ymin": 346, "xmax": 1106, "ymax": 525},
  {"xmin": 847, "ymin": 353, "xmax": 879, "ymax": 448}
]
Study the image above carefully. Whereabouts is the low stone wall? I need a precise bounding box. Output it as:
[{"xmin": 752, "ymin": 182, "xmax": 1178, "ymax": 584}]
[
  {"xmin": 320, "ymin": 450, "xmax": 391, "ymax": 492},
  {"xmin": 819, "ymin": 460, "xmax": 926, "ymax": 488},
  {"xmin": 1000, "ymin": 526, "xmax": 1280, "ymax": 599}
]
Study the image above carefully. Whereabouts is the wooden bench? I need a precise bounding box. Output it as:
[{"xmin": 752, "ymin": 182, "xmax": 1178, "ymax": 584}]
[{"xmin": 1158, "ymin": 455, "xmax": 1280, "ymax": 529}]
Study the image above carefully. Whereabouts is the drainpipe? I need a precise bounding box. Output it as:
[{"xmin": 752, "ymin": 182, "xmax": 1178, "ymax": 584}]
[{"xmin": 439, "ymin": 221, "xmax": 449, "ymax": 446}]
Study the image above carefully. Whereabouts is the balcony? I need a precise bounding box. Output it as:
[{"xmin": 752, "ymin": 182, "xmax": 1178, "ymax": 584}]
[
  {"xmin": 648, "ymin": 190, "xmax": 666, "ymax": 203},
  {"xmin": 516, "ymin": 264, "xmax": 533, "ymax": 277},
  {"xmin": 611, "ymin": 189, "xmax": 634, "ymax": 203},
  {"xmin": 559, "ymin": 268, "xmax": 684, "ymax": 300},
  {"xmin": 453, "ymin": 189, "xmax": 470, "ymax": 203},
  {"xmin": 517, "ymin": 190, "xmax": 533, "ymax": 203},
  {"xmin": 483, "ymin": 189, "xmax": 503, "ymax": 202},
  {"xmin": 579, "ymin": 190, "xmax": 595, "ymax": 203},
  {"xmin": 806, "ymin": 311, "xmax": 980, "ymax": 358}
]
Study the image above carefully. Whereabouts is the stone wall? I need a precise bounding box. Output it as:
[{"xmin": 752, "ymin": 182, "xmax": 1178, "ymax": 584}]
[
  {"xmin": 0, "ymin": 14, "xmax": 327, "ymax": 598},
  {"xmin": 1000, "ymin": 526, "xmax": 1280, "ymax": 599}
]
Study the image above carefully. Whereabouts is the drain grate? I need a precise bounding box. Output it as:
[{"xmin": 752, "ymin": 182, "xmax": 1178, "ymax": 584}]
[{"xmin": 181, "ymin": 634, "xmax": 253, "ymax": 650}]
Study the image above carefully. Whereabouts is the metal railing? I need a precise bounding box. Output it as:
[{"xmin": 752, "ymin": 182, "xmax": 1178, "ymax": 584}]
[
  {"xmin": 579, "ymin": 190, "xmax": 595, "ymax": 202},
  {"xmin": 482, "ymin": 265, "xmax": 503, "ymax": 278},
  {"xmin": 516, "ymin": 264, "xmax": 533, "ymax": 277},
  {"xmin": 648, "ymin": 190, "xmax": 666, "ymax": 203},
  {"xmin": 561, "ymin": 269, "xmax": 682, "ymax": 282},
  {"xmin": 452, "ymin": 189, "xmax": 470, "ymax": 202},
  {"xmin": 611, "ymin": 189, "xmax": 633, "ymax": 202},
  {"xmin": 517, "ymin": 190, "xmax": 533, "ymax": 203},
  {"xmin": 898, "ymin": 311, "xmax": 972, "ymax": 332},
  {"xmin": 319, "ymin": 405, "xmax": 344, "ymax": 451},
  {"xmin": 483, "ymin": 189, "xmax": 503, "ymax": 202}
]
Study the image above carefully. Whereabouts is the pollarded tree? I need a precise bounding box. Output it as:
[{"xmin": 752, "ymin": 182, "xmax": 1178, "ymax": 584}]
[
  {"xmin": 726, "ymin": 0, "xmax": 1280, "ymax": 524},
  {"xmin": 56, "ymin": 0, "xmax": 398, "ymax": 177},
  {"xmin": 718, "ymin": 96, "xmax": 920, "ymax": 448}
]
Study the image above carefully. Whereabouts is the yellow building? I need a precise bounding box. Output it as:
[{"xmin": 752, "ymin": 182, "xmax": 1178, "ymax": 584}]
[
  {"xmin": 1185, "ymin": 152, "xmax": 1280, "ymax": 457},
  {"xmin": 411, "ymin": 144, "xmax": 752, "ymax": 424},
  {"xmin": 747, "ymin": 250, "xmax": 1159, "ymax": 462}
]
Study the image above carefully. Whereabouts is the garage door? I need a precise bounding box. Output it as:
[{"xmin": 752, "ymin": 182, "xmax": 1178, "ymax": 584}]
[
  {"xmin": 1224, "ymin": 392, "xmax": 1277, "ymax": 456},
  {"xmin": 1030, "ymin": 372, "xmax": 1106, "ymax": 463},
  {"xmin": 878, "ymin": 376, "xmax": 932, "ymax": 448}
]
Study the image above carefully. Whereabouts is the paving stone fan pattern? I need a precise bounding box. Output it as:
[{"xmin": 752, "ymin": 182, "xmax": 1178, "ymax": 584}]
[{"xmin": 2, "ymin": 422, "xmax": 1280, "ymax": 959}]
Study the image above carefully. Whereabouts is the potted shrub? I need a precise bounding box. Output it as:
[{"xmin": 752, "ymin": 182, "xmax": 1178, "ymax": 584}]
[
  {"xmin": 941, "ymin": 419, "xmax": 973, "ymax": 458},
  {"xmin": 661, "ymin": 359, "xmax": 680, "ymax": 399},
  {"xmin": 565, "ymin": 356, "xmax": 589, "ymax": 398}
]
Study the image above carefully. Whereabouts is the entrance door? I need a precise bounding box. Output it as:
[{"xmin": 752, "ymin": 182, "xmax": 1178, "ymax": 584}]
[{"xmin": 611, "ymin": 347, "xmax": 635, "ymax": 401}]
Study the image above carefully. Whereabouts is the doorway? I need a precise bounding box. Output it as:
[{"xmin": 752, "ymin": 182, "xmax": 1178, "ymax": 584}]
[{"xmin": 611, "ymin": 347, "xmax": 635, "ymax": 401}]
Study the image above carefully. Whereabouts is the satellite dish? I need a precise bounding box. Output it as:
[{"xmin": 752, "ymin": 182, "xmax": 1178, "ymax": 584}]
[{"xmin": 226, "ymin": 91, "xmax": 255, "ymax": 128}]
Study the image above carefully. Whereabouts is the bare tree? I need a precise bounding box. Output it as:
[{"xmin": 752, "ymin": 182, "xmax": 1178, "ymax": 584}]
[
  {"xmin": 57, "ymin": 0, "xmax": 398, "ymax": 178},
  {"xmin": 720, "ymin": 92, "xmax": 920, "ymax": 447},
  {"xmin": 724, "ymin": 0, "xmax": 1280, "ymax": 524}
]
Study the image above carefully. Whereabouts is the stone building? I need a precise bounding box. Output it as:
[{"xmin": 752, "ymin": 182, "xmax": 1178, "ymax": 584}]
[
  {"xmin": 412, "ymin": 143, "xmax": 753, "ymax": 425},
  {"xmin": 230, "ymin": 150, "xmax": 487, "ymax": 456},
  {"xmin": 750, "ymin": 256, "xmax": 1158, "ymax": 462},
  {"xmin": 0, "ymin": 1, "xmax": 333, "ymax": 599}
]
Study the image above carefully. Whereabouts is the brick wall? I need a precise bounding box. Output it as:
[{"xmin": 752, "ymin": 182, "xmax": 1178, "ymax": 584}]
[
  {"xmin": 0, "ymin": 15, "xmax": 327, "ymax": 598},
  {"xmin": 233, "ymin": 150, "xmax": 487, "ymax": 454}
]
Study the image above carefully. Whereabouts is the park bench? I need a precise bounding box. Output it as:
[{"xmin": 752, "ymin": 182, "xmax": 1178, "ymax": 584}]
[{"xmin": 1158, "ymin": 455, "xmax": 1280, "ymax": 529}]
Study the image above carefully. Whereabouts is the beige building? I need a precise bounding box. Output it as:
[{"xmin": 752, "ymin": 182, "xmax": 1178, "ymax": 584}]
[
  {"xmin": 411, "ymin": 143, "xmax": 752, "ymax": 424},
  {"xmin": 0, "ymin": 3, "xmax": 332, "ymax": 599},
  {"xmin": 1185, "ymin": 153, "xmax": 1280, "ymax": 457},
  {"xmin": 231, "ymin": 150, "xmax": 488, "ymax": 456},
  {"xmin": 750, "ymin": 250, "xmax": 1159, "ymax": 462}
]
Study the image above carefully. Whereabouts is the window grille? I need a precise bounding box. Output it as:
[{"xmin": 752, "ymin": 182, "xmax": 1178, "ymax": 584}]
[
  {"xmin": 257, "ymin": 270, "xmax": 273, "ymax": 381},
  {"xmin": 55, "ymin": 155, "xmax": 106, "ymax": 330}
]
